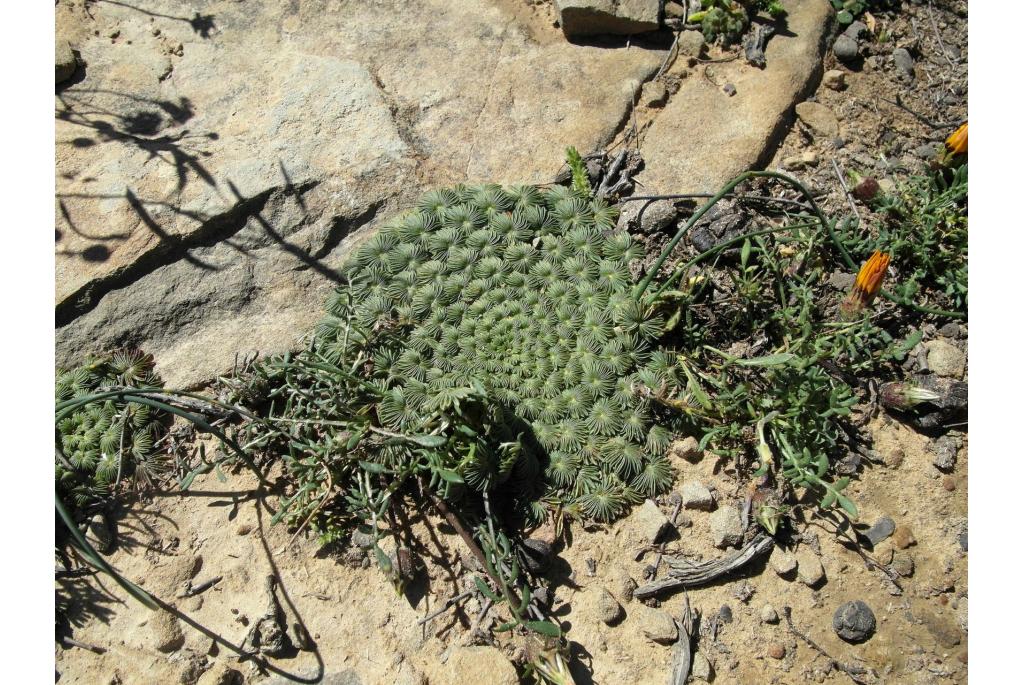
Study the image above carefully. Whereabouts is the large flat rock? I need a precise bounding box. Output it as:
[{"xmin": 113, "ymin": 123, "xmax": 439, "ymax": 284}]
[
  {"xmin": 636, "ymin": 0, "xmax": 830, "ymax": 194},
  {"xmin": 55, "ymin": 0, "xmax": 665, "ymax": 386}
]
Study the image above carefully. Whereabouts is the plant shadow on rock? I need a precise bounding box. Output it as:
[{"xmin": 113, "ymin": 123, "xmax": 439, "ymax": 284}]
[{"xmin": 92, "ymin": 0, "xmax": 217, "ymax": 39}]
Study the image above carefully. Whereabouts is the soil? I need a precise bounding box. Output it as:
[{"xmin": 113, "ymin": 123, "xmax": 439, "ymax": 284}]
[{"xmin": 55, "ymin": 2, "xmax": 969, "ymax": 684}]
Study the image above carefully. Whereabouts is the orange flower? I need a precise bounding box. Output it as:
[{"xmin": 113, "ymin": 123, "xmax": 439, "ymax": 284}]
[
  {"xmin": 945, "ymin": 122, "xmax": 967, "ymax": 156},
  {"xmin": 854, "ymin": 251, "xmax": 889, "ymax": 300},
  {"xmin": 839, "ymin": 251, "xmax": 890, "ymax": 320}
]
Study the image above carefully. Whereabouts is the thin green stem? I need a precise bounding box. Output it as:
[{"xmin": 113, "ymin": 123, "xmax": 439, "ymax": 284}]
[
  {"xmin": 635, "ymin": 170, "xmax": 831, "ymax": 301},
  {"xmin": 650, "ymin": 223, "xmax": 819, "ymax": 301},
  {"xmin": 55, "ymin": 492, "xmax": 159, "ymax": 610}
]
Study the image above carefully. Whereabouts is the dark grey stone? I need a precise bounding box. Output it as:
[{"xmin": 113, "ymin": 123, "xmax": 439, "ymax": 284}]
[
  {"xmin": 835, "ymin": 450, "xmax": 861, "ymax": 476},
  {"xmin": 844, "ymin": 21, "xmax": 868, "ymax": 39},
  {"xmin": 893, "ymin": 48, "xmax": 915, "ymax": 77},
  {"xmin": 834, "ymin": 35, "xmax": 859, "ymax": 62},
  {"xmin": 938, "ymin": 322, "xmax": 963, "ymax": 338},
  {"xmin": 930, "ymin": 436, "xmax": 959, "ymax": 472},
  {"xmin": 833, "ymin": 600, "xmax": 876, "ymax": 643},
  {"xmin": 863, "ymin": 516, "xmax": 895, "ymax": 547}
]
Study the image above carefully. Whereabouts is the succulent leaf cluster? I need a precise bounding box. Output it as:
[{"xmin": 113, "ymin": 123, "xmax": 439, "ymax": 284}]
[
  {"xmin": 55, "ymin": 352, "xmax": 165, "ymax": 509},
  {"xmin": 313, "ymin": 184, "xmax": 680, "ymax": 520}
]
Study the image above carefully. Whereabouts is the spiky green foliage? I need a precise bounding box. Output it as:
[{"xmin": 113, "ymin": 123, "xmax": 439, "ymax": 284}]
[
  {"xmin": 55, "ymin": 352, "xmax": 166, "ymax": 511},
  {"xmin": 278, "ymin": 183, "xmax": 680, "ymax": 526}
]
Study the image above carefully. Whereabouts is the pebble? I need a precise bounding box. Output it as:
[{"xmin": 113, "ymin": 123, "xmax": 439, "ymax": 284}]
[
  {"xmin": 893, "ymin": 526, "xmax": 916, "ymax": 550},
  {"xmin": 680, "ymin": 481, "xmax": 715, "ymax": 511},
  {"xmin": 874, "ymin": 545, "xmax": 894, "ymax": 565},
  {"xmin": 795, "ymin": 102, "xmax": 840, "ymax": 138},
  {"xmin": 891, "ymin": 551, "xmax": 915, "ymax": 577},
  {"xmin": 914, "ymin": 142, "xmax": 940, "ymax": 159},
  {"xmin": 664, "ymin": 2, "xmax": 686, "ymax": 19},
  {"xmin": 629, "ymin": 499, "xmax": 673, "ymax": 548},
  {"xmin": 796, "ymin": 552, "xmax": 825, "ymax": 587},
  {"xmin": 147, "ymin": 610, "xmax": 185, "ymax": 653},
  {"xmin": 678, "ymin": 31, "xmax": 706, "ymax": 58},
  {"xmin": 639, "ymin": 607, "xmax": 678, "ymax": 645},
  {"xmin": 351, "ymin": 529, "xmax": 375, "ymax": 549},
  {"xmin": 767, "ymin": 643, "xmax": 786, "ymax": 660},
  {"xmin": 722, "ymin": 83, "xmax": 736, "ymax": 97},
  {"xmin": 769, "ymin": 548, "xmax": 798, "ymax": 577},
  {"xmin": 691, "ymin": 652, "xmax": 712, "ymax": 681},
  {"xmin": 709, "ymin": 506, "xmax": 743, "ymax": 549},
  {"xmin": 828, "ymin": 271, "xmax": 855, "ymax": 291},
  {"xmin": 619, "ymin": 199, "xmax": 677, "ymax": 234},
  {"xmin": 235, "ymin": 524, "xmax": 252, "ymax": 536},
  {"xmin": 782, "ymin": 155, "xmax": 806, "ymax": 171},
  {"xmin": 844, "ymin": 21, "xmax": 868, "ymax": 39},
  {"xmin": 942, "ymin": 476, "xmax": 956, "ymax": 491},
  {"xmin": 924, "ymin": 339, "xmax": 966, "ymax": 378},
  {"xmin": 56, "ymin": 39, "xmax": 78, "ymax": 84},
  {"xmin": 718, "ymin": 605, "xmax": 733, "ymax": 623},
  {"xmin": 822, "ymin": 69, "xmax": 846, "ymax": 91},
  {"xmin": 196, "ymin": 663, "xmax": 242, "ymax": 685},
  {"xmin": 616, "ymin": 572, "xmax": 638, "ymax": 602},
  {"xmin": 640, "ymin": 80, "xmax": 668, "ymax": 108},
  {"xmin": 893, "ymin": 48, "xmax": 915, "ymax": 78},
  {"xmin": 834, "ymin": 450, "xmax": 861, "ymax": 476},
  {"xmin": 521, "ymin": 538, "xmax": 553, "ymax": 573},
  {"xmin": 597, "ymin": 588, "xmax": 624, "ymax": 625},
  {"xmin": 833, "ymin": 35, "xmax": 859, "ymax": 62},
  {"xmin": 85, "ymin": 513, "xmax": 114, "ymax": 554},
  {"xmin": 863, "ymin": 516, "xmax": 895, "ymax": 547},
  {"xmin": 938, "ymin": 322, "xmax": 963, "ymax": 338},
  {"xmin": 760, "ymin": 604, "xmax": 779, "ymax": 624},
  {"xmin": 668, "ymin": 436, "xmax": 701, "ymax": 462},
  {"xmin": 832, "ymin": 600, "xmax": 876, "ymax": 643}
]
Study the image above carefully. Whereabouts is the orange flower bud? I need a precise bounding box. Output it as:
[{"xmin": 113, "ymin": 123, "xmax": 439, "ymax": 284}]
[
  {"xmin": 839, "ymin": 251, "xmax": 890, "ymax": 320},
  {"xmin": 944, "ymin": 122, "xmax": 967, "ymax": 156}
]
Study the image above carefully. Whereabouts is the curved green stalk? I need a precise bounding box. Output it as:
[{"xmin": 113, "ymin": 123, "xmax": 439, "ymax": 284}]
[
  {"xmin": 650, "ymin": 222, "xmax": 820, "ymax": 301},
  {"xmin": 55, "ymin": 492, "xmax": 159, "ymax": 610},
  {"xmin": 634, "ymin": 170, "xmax": 831, "ymax": 302}
]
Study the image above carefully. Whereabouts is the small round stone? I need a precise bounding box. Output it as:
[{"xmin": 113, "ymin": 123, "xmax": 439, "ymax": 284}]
[
  {"xmin": 893, "ymin": 526, "xmax": 916, "ymax": 549},
  {"xmin": 767, "ymin": 643, "xmax": 785, "ymax": 660},
  {"xmin": 832, "ymin": 601, "xmax": 876, "ymax": 643},
  {"xmin": 760, "ymin": 604, "xmax": 779, "ymax": 624},
  {"xmin": 833, "ymin": 35, "xmax": 859, "ymax": 62},
  {"xmin": 597, "ymin": 588, "xmax": 624, "ymax": 625}
]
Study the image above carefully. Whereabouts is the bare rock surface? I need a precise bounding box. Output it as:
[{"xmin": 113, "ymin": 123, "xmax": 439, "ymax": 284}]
[
  {"xmin": 636, "ymin": 0, "xmax": 830, "ymax": 194},
  {"xmin": 55, "ymin": 0, "xmax": 662, "ymax": 387},
  {"xmin": 444, "ymin": 646, "xmax": 519, "ymax": 685}
]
